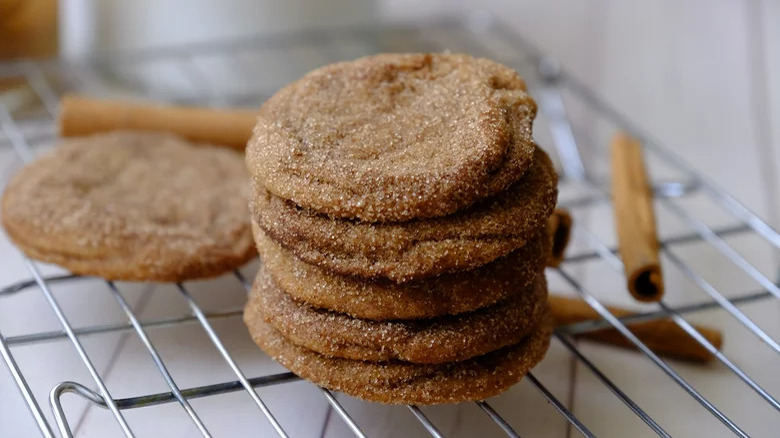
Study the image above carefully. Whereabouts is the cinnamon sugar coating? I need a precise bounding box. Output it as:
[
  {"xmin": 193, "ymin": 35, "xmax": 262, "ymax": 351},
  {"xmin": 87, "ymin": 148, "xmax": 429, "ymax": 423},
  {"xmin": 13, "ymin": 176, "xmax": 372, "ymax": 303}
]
[
  {"xmin": 1, "ymin": 131, "xmax": 256, "ymax": 281},
  {"xmin": 251, "ymin": 267, "xmax": 548, "ymax": 364},
  {"xmin": 244, "ymin": 53, "xmax": 555, "ymax": 404},
  {"xmin": 246, "ymin": 53, "xmax": 537, "ymax": 223},
  {"xmin": 253, "ymin": 146, "xmax": 557, "ymax": 282},
  {"xmin": 244, "ymin": 309, "xmax": 553, "ymax": 405},
  {"xmin": 255, "ymin": 226, "xmax": 549, "ymax": 320}
]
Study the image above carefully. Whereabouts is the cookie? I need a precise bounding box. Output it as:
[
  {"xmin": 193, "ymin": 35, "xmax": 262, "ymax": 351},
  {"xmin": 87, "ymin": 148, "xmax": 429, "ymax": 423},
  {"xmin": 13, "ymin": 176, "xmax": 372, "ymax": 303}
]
[
  {"xmin": 250, "ymin": 266, "xmax": 548, "ymax": 363},
  {"xmin": 255, "ymin": 226, "xmax": 550, "ymax": 320},
  {"xmin": 246, "ymin": 53, "xmax": 537, "ymax": 223},
  {"xmin": 253, "ymin": 146, "xmax": 557, "ymax": 282},
  {"xmin": 1, "ymin": 131, "xmax": 255, "ymax": 281},
  {"xmin": 244, "ymin": 310, "xmax": 553, "ymax": 405}
]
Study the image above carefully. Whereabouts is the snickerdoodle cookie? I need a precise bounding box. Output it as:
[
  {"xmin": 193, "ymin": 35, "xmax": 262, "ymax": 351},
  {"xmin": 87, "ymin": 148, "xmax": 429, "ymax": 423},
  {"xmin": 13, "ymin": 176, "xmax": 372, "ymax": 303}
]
[
  {"xmin": 250, "ymin": 266, "xmax": 548, "ymax": 363},
  {"xmin": 255, "ymin": 226, "xmax": 550, "ymax": 320},
  {"xmin": 2, "ymin": 131, "xmax": 255, "ymax": 281},
  {"xmin": 246, "ymin": 53, "xmax": 538, "ymax": 222},
  {"xmin": 253, "ymin": 146, "xmax": 557, "ymax": 282},
  {"xmin": 244, "ymin": 310, "xmax": 552, "ymax": 404}
]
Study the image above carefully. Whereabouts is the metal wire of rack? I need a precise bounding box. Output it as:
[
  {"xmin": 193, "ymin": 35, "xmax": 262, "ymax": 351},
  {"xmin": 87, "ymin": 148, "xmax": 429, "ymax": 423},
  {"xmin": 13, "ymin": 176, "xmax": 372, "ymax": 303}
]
[{"xmin": 0, "ymin": 14, "xmax": 777, "ymax": 438}]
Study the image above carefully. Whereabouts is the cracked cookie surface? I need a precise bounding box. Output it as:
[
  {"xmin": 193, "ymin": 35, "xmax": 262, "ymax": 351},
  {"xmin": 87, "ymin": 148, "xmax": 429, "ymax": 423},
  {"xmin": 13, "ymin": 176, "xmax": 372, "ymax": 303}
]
[{"xmin": 247, "ymin": 53, "xmax": 538, "ymax": 222}]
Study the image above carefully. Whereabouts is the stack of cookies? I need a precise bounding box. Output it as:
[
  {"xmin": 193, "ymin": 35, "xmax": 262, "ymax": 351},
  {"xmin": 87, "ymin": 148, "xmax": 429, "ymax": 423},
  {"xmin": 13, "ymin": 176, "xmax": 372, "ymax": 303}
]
[{"xmin": 244, "ymin": 54, "xmax": 558, "ymax": 404}]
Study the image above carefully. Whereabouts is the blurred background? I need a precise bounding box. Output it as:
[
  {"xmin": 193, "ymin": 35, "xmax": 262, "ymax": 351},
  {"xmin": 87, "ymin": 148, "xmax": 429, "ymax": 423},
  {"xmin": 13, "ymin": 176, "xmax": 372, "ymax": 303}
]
[{"xmin": 1, "ymin": 0, "xmax": 776, "ymax": 230}]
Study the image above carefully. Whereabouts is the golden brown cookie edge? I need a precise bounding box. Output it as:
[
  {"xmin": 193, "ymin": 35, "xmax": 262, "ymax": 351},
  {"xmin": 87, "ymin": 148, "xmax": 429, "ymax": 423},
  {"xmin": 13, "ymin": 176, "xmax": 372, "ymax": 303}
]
[
  {"xmin": 251, "ymin": 266, "xmax": 549, "ymax": 363},
  {"xmin": 244, "ymin": 308, "xmax": 553, "ymax": 405}
]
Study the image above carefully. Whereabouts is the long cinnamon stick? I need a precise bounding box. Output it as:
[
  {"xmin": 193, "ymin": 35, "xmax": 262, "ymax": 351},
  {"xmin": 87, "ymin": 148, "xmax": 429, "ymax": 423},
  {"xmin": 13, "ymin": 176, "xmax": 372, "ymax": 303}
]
[
  {"xmin": 58, "ymin": 95, "xmax": 258, "ymax": 150},
  {"xmin": 549, "ymin": 295, "xmax": 722, "ymax": 363},
  {"xmin": 611, "ymin": 132, "xmax": 664, "ymax": 301}
]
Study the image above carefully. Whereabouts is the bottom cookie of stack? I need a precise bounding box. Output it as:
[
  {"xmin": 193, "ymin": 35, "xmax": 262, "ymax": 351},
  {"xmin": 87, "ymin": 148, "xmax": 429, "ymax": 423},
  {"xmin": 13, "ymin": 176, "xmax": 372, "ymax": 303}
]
[
  {"xmin": 244, "ymin": 271, "xmax": 552, "ymax": 405},
  {"xmin": 245, "ymin": 310, "xmax": 551, "ymax": 405}
]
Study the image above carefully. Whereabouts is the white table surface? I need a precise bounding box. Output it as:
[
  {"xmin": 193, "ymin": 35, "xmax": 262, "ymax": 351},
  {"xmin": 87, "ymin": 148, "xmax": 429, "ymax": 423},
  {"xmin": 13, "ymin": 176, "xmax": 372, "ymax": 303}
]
[{"xmin": 1, "ymin": 1, "xmax": 778, "ymax": 437}]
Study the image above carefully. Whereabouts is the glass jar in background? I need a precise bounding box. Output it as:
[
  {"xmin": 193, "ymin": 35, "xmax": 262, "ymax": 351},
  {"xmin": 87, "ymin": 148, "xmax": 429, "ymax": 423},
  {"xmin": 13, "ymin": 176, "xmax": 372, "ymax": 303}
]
[
  {"xmin": 0, "ymin": 0, "xmax": 57, "ymax": 116},
  {"xmin": 57, "ymin": 0, "xmax": 377, "ymax": 101},
  {"xmin": 0, "ymin": 0, "xmax": 58, "ymax": 59},
  {"xmin": 60, "ymin": 0, "xmax": 377, "ymax": 56}
]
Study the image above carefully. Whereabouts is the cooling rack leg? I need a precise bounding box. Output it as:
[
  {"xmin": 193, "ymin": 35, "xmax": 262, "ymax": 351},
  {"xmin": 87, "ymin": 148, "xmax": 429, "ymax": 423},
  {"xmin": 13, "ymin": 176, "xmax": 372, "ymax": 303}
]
[
  {"xmin": 50, "ymin": 382, "xmax": 101, "ymax": 438},
  {"xmin": 50, "ymin": 385, "xmax": 77, "ymax": 438},
  {"xmin": 23, "ymin": 260, "xmax": 135, "ymax": 438},
  {"xmin": 0, "ymin": 329, "xmax": 55, "ymax": 438}
]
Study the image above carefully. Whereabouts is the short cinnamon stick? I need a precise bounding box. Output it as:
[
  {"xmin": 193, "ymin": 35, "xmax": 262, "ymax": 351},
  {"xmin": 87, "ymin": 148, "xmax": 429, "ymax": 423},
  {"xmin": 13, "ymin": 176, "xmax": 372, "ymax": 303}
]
[
  {"xmin": 58, "ymin": 95, "xmax": 258, "ymax": 150},
  {"xmin": 547, "ymin": 208, "xmax": 572, "ymax": 267},
  {"xmin": 549, "ymin": 295, "xmax": 722, "ymax": 363},
  {"xmin": 611, "ymin": 132, "xmax": 664, "ymax": 301}
]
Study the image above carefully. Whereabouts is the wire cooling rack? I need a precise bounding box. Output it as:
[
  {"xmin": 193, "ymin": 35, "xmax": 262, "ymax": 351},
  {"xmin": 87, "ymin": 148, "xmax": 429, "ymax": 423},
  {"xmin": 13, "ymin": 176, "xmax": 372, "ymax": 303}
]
[{"xmin": 0, "ymin": 14, "xmax": 778, "ymax": 438}]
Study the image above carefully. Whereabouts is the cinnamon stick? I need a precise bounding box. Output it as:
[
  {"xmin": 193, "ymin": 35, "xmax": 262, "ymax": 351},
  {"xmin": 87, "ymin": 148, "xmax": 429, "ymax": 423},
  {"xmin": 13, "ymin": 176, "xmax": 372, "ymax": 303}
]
[
  {"xmin": 549, "ymin": 295, "xmax": 722, "ymax": 363},
  {"xmin": 547, "ymin": 208, "xmax": 572, "ymax": 267},
  {"xmin": 543, "ymin": 210, "xmax": 716, "ymax": 362},
  {"xmin": 58, "ymin": 95, "xmax": 258, "ymax": 150},
  {"xmin": 610, "ymin": 132, "xmax": 664, "ymax": 301}
]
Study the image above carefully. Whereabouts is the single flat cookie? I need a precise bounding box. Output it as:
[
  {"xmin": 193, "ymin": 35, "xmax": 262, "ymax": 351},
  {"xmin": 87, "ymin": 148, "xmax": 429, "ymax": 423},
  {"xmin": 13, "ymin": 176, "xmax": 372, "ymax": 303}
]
[
  {"xmin": 251, "ymin": 267, "xmax": 548, "ymax": 363},
  {"xmin": 2, "ymin": 131, "xmax": 255, "ymax": 281},
  {"xmin": 256, "ymin": 226, "xmax": 549, "ymax": 320},
  {"xmin": 244, "ymin": 310, "xmax": 553, "ymax": 405},
  {"xmin": 247, "ymin": 53, "xmax": 537, "ymax": 222},
  {"xmin": 254, "ymin": 146, "xmax": 557, "ymax": 282}
]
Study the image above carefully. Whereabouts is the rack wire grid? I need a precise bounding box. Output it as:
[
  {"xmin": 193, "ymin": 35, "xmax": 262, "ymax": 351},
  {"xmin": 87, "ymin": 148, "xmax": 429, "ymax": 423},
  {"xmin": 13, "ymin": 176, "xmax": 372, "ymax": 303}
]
[{"xmin": 0, "ymin": 14, "xmax": 778, "ymax": 438}]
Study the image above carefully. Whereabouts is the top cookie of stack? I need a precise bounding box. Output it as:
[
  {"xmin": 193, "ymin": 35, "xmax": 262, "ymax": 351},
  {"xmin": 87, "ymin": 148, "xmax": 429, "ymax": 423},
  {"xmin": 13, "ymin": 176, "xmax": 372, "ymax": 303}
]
[{"xmin": 247, "ymin": 52, "xmax": 538, "ymax": 223}]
